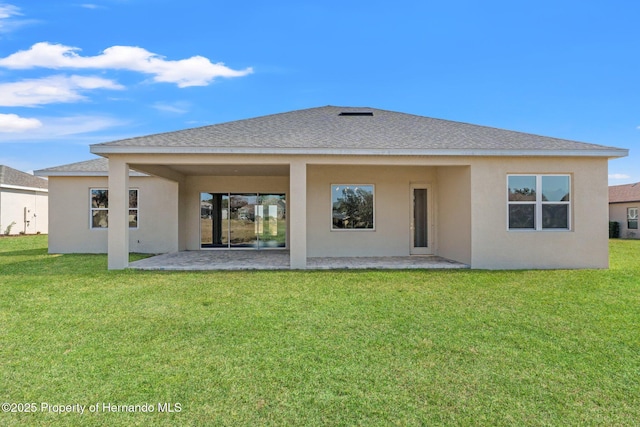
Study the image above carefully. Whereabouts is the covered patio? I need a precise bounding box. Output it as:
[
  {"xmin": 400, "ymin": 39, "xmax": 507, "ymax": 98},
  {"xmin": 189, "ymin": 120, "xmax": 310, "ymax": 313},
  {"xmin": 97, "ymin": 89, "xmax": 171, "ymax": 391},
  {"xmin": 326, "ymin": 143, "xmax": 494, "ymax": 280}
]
[{"xmin": 128, "ymin": 250, "xmax": 469, "ymax": 271}]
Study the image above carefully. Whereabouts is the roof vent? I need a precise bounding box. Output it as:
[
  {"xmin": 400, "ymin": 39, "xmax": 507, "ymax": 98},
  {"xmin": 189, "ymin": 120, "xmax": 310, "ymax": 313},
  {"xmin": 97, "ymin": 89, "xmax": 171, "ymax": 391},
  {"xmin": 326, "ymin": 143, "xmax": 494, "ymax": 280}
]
[{"xmin": 339, "ymin": 112, "xmax": 374, "ymax": 117}]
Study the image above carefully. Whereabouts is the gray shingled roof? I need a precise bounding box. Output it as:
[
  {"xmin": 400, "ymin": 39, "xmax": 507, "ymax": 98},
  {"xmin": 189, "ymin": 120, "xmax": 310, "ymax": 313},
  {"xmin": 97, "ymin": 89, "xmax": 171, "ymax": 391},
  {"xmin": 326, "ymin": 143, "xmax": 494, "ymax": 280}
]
[
  {"xmin": 0, "ymin": 165, "xmax": 48, "ymax": 189},
  {"xmin": 34, "ymin": 158, "xmax": 147, "ymax": 177},
  {"xmin": 90, "ymin": 106, "xmax": 627, "ymax": 156},
  {"xmin": 609, "ymin": 182, "xmax": 640, "ymax": 203}
]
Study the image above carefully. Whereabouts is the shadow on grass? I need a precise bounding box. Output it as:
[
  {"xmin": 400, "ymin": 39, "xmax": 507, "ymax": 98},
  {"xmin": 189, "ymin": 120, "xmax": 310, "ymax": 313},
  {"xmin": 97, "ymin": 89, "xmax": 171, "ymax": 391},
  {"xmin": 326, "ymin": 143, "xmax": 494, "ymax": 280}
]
[
  {"xmin": 0, "ymin": 253, "xmax": 107, "ymax": 276},
  {"xmin": 0, "ymin": 248, "xmax": 48, "ymax": 257},
  {"xmin": 0, "ymin": 251, "xmax": 156, "ymax": 277}
]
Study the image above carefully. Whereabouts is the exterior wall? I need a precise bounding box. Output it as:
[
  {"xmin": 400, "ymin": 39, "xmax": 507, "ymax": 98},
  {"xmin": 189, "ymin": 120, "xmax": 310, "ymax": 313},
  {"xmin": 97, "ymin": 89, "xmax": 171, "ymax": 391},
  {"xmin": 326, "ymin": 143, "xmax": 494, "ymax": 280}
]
[
  {"xmin": 436, "ymin": 166, "xmax": 471, "ymax": 265},
  {"xmin": 306, "ymin": 165, "xmax": 437, "ymax": 257},
  {"xmin": 610, "ymin": 202, "xmax": 640, "ymax": 239},
  {"xmin": 469, "ymin": 157, "xmax": 609, "ymax": 269},
  {"xmin": 182, "ymin": 175, "xmax": 289, "ymax": 251},
  {"xmin": 0, "ymin": 188, "xmax": 48, "ymax": 235},
  {"xmin": 49, "ymin": 152, "xmax": 612, "ymax": 269},
  {"xmin": 48, "ymin": 176, "xmax": 178, "ymax": 253}
]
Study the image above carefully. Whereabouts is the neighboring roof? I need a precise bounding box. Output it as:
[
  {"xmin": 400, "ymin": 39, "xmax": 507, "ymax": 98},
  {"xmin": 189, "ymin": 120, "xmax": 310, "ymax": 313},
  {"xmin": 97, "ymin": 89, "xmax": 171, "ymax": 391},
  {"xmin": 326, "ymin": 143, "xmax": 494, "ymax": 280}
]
[
  {"xmin": 34, "ymin": 158, "xmax": 147, "ymax": 177},
  {"xmin": 0, "ymin": 165, "xmax": 48, "ymax": 190},
  {"xmin": 90, "ymin": 105, "xmax": 628, "ymax": 157},
  {"xmin": 609, "ymin": 182, "xmax": 640, "ymax": 204}
]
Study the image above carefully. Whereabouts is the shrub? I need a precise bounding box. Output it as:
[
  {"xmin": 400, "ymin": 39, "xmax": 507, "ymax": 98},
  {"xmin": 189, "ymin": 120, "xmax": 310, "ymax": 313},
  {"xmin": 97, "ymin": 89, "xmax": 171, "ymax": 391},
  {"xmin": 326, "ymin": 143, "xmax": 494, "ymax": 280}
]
[
  {"xmin": 609, "ymin": 221, "xmax": 620, "ymax": 238},
  {"xmin": 3, "ymin": 221, "xmax": 16, "ymax": 236}
]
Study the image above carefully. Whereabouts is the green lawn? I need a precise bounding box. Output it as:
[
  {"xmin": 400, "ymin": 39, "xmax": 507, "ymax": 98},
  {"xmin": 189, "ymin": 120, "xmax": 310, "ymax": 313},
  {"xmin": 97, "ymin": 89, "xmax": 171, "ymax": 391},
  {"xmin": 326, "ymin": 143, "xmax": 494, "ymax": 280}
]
[{"xmin": 1, "ymin": 236, "xmax": 639, "ymax": 426}]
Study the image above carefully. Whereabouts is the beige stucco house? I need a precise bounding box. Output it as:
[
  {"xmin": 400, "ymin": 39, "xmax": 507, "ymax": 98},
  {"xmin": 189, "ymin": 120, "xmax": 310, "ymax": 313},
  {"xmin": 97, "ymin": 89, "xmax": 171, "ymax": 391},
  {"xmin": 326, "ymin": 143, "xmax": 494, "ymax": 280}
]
[
  {"xmin": 35, "ymin": 106, "xmax": 628, "ymax": 270},
  {"xmin": 609, "ymin": 182, "xmax": 639, "ymax": 239},
  {"xmin": 0, "ymin": 165, "xmax": 48, "ymax": 235}
]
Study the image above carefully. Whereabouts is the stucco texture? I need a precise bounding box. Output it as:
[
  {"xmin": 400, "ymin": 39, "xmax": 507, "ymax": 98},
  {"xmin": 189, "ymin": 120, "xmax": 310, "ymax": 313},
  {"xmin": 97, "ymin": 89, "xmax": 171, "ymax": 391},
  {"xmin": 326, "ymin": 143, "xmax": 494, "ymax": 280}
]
[{"xmin": 47, "ymin": 176, "xmax": 178, "ymax": 254}]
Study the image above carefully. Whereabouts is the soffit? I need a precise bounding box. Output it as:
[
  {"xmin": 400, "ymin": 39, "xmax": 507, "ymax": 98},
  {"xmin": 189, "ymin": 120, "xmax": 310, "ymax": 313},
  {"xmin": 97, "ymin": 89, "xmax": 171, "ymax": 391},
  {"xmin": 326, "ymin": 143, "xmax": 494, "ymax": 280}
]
[{"xmin": 134, "ymin": 164, "xmax": 290, "ymax": 177}]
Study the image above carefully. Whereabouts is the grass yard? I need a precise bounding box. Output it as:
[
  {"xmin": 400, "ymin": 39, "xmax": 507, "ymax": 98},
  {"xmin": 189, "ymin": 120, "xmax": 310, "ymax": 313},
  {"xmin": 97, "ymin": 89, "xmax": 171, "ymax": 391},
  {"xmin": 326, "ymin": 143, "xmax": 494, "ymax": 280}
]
[{"xmin": 1, "ymin": 236, "xmax": 639, "ymax": 426}]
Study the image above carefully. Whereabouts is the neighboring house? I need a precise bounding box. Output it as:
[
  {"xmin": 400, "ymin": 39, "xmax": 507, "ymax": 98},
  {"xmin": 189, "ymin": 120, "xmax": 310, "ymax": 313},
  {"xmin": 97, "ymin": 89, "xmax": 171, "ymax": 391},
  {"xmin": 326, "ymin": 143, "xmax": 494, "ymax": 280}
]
[
  {"xmin": 0, "ymin": 165, "xmax": 48, "ymax": 235},
  {"xmin": 609, "ymin": 182, "xmax": 640, "ymax": 239},
  {"xmin": 35, "ymin": 106, "xmax": 628, "ymax": 270}
]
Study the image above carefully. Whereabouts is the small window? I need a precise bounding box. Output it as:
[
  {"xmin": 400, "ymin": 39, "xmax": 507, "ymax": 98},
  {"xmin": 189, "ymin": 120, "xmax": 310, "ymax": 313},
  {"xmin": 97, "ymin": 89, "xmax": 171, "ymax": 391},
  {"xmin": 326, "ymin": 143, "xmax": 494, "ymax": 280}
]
[
  {"xmin": 507, "ymin": 175, "xmax": 570, "ymax": 231},
  {"xmin": 331, "ymin": 184, "xmax": 374, "ymax": 230},
  {"xmin": 628, "ymin": 207, "xmax": 638, "ymax": 230},
  {"xmin": 90, "ymin": 188, "xmax": 139, "ymax": 229}
]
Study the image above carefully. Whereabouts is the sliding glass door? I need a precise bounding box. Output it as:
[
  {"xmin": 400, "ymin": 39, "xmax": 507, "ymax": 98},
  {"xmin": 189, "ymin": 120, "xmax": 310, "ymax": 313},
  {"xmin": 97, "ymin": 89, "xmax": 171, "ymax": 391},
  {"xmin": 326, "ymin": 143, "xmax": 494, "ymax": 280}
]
[
  {"xmin": 200, "ymin": 193, "xmax": 229, "ymax": 248},
  {"xmin": 229, "ymin": 194, "xmax": 258, "ymax": 247},
  {"xmin": 257, "ymin": 194, "xmax": 287, "ymax": 248},
  {"xmin": 200, "ymin": 193, "xmax": 286, "ymax": 249}
]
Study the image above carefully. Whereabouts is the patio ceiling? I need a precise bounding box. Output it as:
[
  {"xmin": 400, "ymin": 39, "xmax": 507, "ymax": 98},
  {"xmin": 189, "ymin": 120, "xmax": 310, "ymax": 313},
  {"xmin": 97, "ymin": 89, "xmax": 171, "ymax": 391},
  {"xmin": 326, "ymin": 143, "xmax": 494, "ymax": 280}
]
[{"xmin": 130, "ymin": 163, "xmax": 290, "ymax": 177}]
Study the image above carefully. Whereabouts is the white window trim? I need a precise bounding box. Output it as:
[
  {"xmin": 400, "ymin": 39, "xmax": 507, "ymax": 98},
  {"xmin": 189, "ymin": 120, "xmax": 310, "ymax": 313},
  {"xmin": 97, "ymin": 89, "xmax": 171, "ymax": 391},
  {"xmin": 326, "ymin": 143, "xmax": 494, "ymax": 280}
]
[
  {"xmin": 628, "ymin": 207, "xmax": 638, "ymax": 229},
  {"xmin": 507, "ymin": 174, "xmax": 571, "ymax": 232},
  {"xmin": 129, "ymin": 188, "xmax": 139, "ymax": 230},
  {"xmin": 330, "ymin": 184, "xmax": 376, "ymax": 231},
  {"xmin": 89, "ymin": 188, "xmax": 108, "ymax": 230},
  {"xmin": 89, "ymin": 188, "xmax": 139, "ymax": 230}
]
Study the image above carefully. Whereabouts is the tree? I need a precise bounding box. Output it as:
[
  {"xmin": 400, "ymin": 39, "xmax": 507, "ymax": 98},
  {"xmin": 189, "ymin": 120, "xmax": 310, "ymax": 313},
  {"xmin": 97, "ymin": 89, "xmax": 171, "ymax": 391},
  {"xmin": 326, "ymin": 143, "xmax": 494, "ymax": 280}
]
[{"xmin": 333, "ymin": 187, "xmax": 373, "ymax": 229}]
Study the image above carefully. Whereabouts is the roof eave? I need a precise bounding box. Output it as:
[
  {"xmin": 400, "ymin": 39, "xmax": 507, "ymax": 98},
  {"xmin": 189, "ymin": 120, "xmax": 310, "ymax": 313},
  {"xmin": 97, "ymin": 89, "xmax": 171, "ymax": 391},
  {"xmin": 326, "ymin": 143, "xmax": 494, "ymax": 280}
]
[
  {"xmin": 609, "ymin": 200, "xmax": 640, "ymax": 204},
  {"xmin": 34, "ymin": 170, "xmax": 147, "ymax": 177},
  {"xmin": 90, "ymin": 146, "xmax": 629, "ymax": 158},
  {"xmin": 0, "ymin": 183, "xmax": 48, "ymax": 192}
]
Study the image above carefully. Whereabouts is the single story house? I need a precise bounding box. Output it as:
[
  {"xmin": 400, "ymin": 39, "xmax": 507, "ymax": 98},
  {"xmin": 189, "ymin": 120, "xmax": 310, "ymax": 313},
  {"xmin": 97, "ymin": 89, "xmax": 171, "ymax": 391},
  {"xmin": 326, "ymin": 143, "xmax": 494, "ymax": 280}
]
[
  {"xmin": 35, "ymin": 106, "xmax": 628, "ymax": 270},
  {"xmin": 609, "ymin": 182, "xmax": 639, "ymax": 239},
  {"xmin": 0, "ymin": 165, "xmax": 48, "ymax": 235}
]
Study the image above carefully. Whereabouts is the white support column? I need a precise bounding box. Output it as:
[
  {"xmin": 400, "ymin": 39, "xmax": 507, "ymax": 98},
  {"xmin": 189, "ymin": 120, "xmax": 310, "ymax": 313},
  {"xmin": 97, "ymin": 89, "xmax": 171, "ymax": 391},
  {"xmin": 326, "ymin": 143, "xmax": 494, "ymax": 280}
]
[
  {"xmin": 178, "ymin": 180, "xmax": 189, "ymax": 251},
  {"xmin": 108, "ymin": 157, "xmax": 129, "ymax": 270},
  {"xmin": 289, "ymin": 160, "xmax": 307, "ymax": 269}
]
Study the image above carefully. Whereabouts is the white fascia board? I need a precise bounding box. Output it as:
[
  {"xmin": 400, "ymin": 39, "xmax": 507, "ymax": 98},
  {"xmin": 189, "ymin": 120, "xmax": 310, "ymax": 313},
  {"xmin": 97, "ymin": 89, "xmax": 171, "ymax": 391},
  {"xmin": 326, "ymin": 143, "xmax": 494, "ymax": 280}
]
[
  {"xmin": 0, "ymin": 183, "xmax": 48, "ymax": 192},
  {"xmin": 34, "ymin": 170, "xmax": 106, "ymax": 177},
  {"xmin": 90, "ymin": 145, "xmax": 629, "ymax": 158},
  {"xmin": 609, "ymin": 200, "xmax": 640, "ymax": 204},
  {"xmin": 34, "ymin": 171, "xmax": 148, "ymax": 177}
]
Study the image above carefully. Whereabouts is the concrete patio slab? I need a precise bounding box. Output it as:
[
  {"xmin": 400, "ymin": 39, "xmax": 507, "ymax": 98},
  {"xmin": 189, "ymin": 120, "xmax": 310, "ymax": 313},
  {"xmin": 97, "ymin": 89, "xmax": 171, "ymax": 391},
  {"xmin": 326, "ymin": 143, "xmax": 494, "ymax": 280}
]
[{"xmin": 128, "ymin": 250, "xmax": 469, "ymax": 271}]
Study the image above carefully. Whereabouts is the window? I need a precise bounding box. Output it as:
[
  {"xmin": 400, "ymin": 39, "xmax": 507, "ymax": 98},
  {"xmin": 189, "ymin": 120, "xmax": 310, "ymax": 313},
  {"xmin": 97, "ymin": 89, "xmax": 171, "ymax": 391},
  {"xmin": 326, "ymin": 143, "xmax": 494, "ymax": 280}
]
[
  {"xmin": 507, "ymin": 175, "xmax": 570, "ymax": 231},
  {"xmin": 628, "ymin": 207, "xmax": 638, "ymax": 230},
  {"xmin": 331, "ymin": 184, "xmax": 374, "ymax": 230},
  {"xmin": 90, "ymin": 188, "xmax": 138, "ymax": 229}
]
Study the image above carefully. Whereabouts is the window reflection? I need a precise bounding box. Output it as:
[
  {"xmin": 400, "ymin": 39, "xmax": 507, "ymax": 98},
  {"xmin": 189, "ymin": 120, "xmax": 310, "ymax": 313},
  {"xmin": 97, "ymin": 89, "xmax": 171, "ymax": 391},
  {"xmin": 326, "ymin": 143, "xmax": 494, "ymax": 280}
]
[
  {"xmin": 541, "ymin": 176, "xmax": 570, "ymax": 201},
  {"xmin": 332, "ymin": 185, "xmax": 374, "ymax": 230},
  {"xmin": 200, "ymin": 193, "xmax": 286, "ymax": 248}
]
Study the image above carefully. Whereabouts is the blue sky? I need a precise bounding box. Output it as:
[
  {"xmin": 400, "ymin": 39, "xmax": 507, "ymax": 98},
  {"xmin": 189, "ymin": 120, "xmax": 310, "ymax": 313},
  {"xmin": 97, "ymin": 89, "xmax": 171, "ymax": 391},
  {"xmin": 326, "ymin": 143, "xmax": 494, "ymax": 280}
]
[{"xmin": 0, "ymin": 0, "xmax": 637, "ymax": 184}]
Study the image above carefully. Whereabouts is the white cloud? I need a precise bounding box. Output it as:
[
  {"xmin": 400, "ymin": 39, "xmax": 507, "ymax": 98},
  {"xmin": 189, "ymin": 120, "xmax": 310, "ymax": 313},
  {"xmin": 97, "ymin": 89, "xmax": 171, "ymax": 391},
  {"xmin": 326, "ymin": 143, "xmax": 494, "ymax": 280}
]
[
  {"xmin": 0, "ymin": 3, "xmax": 20, "ymax": 19},
  {"xmin": 40, "ymin": 115, "xmax": 125, "ymax": 136},
  {"xmin": 80, "ymin": 4, "xmax": 103, "ymax": 9},
  {"xmin": 0, "ymin": 113, "xmax": 42, "ymax": 132},
  {"xmin": 609, "ymin": 173, "xmax": 631, "ymax": 180},
  {"xmin": 152, "ymin": 101, "xmax": 190, "ymax": 114},
  {"xmin": 0, "ymin": 42, "xmax": 254, "ymax": 87},
  {"xmin": 0, "ymin": 3, "xmax": 20, "ymax": 31},
  {"xmin": 0, "ymin": 114, "xmax": 127, "ymax": 143},
  {"xmin": 0, "ymin": 74, "xmax": 124, "ymax": 107},
  {"xmin": 0, "ymin": 3, "xmax": 35, "ymax": 34}
]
